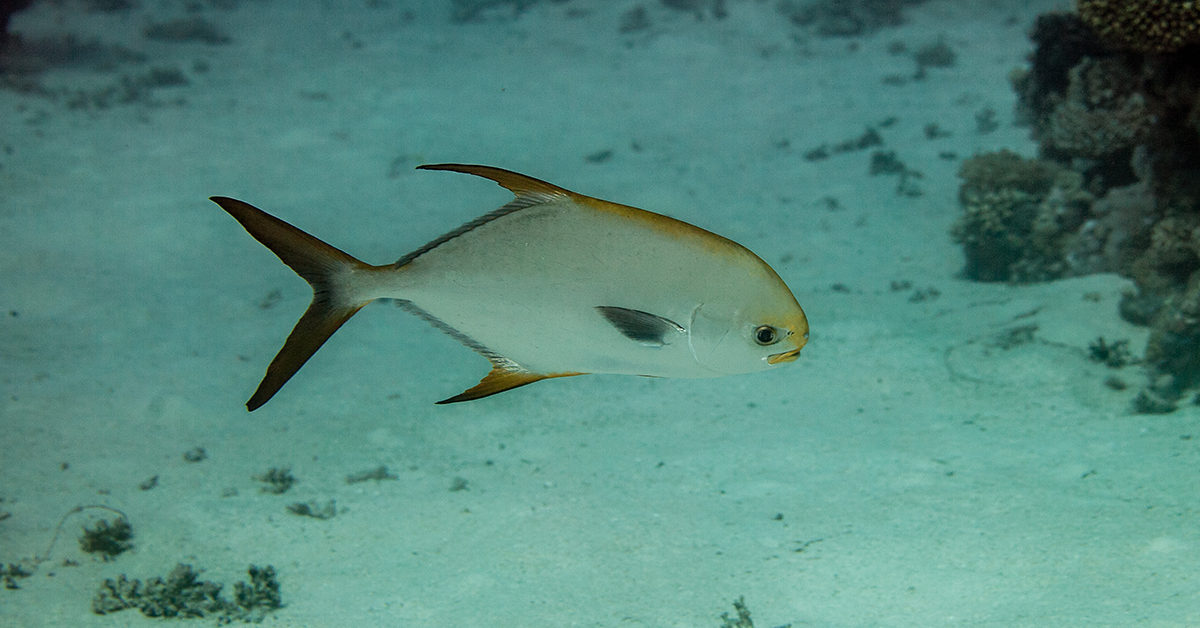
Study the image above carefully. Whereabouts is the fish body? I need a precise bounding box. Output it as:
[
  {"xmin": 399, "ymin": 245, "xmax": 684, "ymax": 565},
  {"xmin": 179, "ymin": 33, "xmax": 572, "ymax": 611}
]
[{"xmin": 213, "ymin": 164, "xmax": 808, "ymax": 407}]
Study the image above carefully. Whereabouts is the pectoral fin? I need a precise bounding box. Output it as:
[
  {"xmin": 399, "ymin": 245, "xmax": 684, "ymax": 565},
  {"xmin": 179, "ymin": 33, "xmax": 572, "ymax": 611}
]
[{"xmin": 595, "ymin": 306, "xmax": 685, "ymax": 347}]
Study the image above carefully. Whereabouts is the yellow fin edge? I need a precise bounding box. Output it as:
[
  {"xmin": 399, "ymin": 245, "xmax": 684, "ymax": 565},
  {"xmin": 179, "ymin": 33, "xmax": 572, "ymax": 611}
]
[{"xmin": 437, "ymin": 368, "xmax": 584, "ymax": 404}]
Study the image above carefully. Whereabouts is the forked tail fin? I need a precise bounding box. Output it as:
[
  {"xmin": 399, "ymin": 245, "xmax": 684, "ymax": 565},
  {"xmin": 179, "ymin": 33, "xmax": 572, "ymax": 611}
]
[{"xmin": 211, "ymin": 196, "xmax": 379, "ymax": 410}]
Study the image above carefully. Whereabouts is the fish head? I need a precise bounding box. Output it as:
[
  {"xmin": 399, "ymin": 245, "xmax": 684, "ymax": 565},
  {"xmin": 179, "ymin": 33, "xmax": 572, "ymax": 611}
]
[{"xmin": 688, "ymin": 286, "xmax": 808, "ymax": 375}]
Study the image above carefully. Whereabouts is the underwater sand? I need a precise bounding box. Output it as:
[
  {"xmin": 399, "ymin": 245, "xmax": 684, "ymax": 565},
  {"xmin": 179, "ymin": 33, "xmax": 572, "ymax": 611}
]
[{"xmin": 1, "ymin": 0, "xmax": 1196, "ymax": 626}]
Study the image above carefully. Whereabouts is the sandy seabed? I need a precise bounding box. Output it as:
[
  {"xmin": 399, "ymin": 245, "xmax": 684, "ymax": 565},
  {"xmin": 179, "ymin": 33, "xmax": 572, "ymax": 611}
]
[{"xmin": 1, "ymin": 1, "xmax": 1196, "ymax": 626}]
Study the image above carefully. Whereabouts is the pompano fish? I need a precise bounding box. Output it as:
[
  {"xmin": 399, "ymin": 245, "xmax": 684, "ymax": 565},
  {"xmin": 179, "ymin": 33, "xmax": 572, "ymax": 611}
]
[{"xmin": 212, "ymin": 164, "xmax": 808, "ymax": 408}]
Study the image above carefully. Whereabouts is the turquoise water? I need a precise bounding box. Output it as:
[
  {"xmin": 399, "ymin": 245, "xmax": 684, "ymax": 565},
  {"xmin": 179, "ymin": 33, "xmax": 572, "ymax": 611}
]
[{"xmin": 1, "ymin": 1, "xmax": 1196, "ymax": 626}]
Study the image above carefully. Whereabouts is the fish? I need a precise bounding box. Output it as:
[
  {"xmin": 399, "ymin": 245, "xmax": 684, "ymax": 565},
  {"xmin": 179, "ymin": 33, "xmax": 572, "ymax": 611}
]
[{"xmin": 212, "ymin": 164, "xmax": 808, "ymax": 408}]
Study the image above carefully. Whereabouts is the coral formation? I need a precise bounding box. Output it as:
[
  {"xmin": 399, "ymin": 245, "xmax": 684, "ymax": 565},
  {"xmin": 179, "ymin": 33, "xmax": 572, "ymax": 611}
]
[
  {"xmin": 1010, "ymin": 17, "xmax": 1151, "ymax": 188},
  {"xmin": 1076, "ymin": 0, "xmax": 1200, "ymax": 53},
  {"xmin": 1139, "ymin": 273, "xmax": 1200, "ymax": 406},
  {"xmin": 952, "ymin": 150, "xmax": 1091, "ymax": 282},
  {"xmin": 1042, "ymin": 57, "xmax": 1150, "ymax": 159},
  {"xmin": 1063, "ymin": 180, "xmax": 1155, "ymax": 278},
  {"xmin": 960, "ymin": 9, "xmax": 1200, "ymax": 411}
]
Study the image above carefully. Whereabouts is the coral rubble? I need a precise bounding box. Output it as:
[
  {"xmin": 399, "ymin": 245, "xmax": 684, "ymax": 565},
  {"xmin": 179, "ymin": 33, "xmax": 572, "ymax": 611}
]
[{"xmin": 93, "ymin": 564, "xmax": 281, "ymax": 623}]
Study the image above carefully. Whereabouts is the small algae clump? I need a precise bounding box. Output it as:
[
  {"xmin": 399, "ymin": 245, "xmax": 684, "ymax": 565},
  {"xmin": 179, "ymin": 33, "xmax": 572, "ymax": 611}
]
[
  {"xmin": 2, "ymin": 563, "xmax": 33, "ymax": 590},
  {"xmin": 779, "ymin": 0, "xmax": 928, "ymax": 37},
  {"xmin": 254, "ymin": 467, "xmax": 296, "ymax": 495},
  {"xmin": 719, "ymin": 596, "xmax": 791, "ymax": 628},
  {"xmin": 79, "ymin": 517, "xmax": 133, "ymax": 561},
  {"xmin": 286, "ymin": 500, "xmax": 337, "ymax": 520},
  {"xmin": 345, "ymin": 465, "xmax": 398, "ymax": 484},
  {"xmin": 92, "ymin": 563, "xmax": 281, "ymax": 623},
  {"xmin": 143, "ymin": 17, "xmax": 231, "ymax": 45},
  {"xmin": 720, "ymin": 596, "xmax": 755, "ymax": 628},
  {"xmin": 450, "ymin": 0, "xmax": 539, "ymax": 22}
]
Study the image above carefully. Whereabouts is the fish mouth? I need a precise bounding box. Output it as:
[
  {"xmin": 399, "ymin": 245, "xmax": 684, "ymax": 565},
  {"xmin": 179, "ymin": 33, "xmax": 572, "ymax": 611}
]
[{"xmin": 767, "ymin": 348, "xmax": 801, "ymax": 364}]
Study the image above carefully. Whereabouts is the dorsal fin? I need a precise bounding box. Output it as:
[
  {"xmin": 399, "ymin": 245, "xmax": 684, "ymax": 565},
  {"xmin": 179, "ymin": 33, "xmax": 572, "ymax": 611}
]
[
  {"xmin": 395, "ymin": 164, "xmax": 573, "ymax": 268},
  {"xmin": 416, "ymin": 163, "xmax": 574, "ymax": 201}
]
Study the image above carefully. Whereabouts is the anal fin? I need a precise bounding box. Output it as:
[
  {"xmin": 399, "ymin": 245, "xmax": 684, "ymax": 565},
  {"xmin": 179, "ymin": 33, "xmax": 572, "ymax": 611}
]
[
  {"xmin": 397, "ymin": 299, "xmax": 585, "ymax": 403},
  {"xmin": 438, "ymin": 367, "xmax": 582, "ymax": 404}
]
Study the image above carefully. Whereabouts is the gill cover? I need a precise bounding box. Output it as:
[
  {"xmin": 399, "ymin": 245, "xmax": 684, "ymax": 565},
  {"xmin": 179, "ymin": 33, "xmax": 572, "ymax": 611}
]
[{"xmin": 687, "ymin": 304, "xmax": 740, "ymax": 375}]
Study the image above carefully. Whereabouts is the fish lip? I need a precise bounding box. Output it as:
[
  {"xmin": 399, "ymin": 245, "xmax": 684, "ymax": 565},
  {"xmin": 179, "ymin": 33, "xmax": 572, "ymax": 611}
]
[{"xmin": 767, "ymin": 348, "xmax": 801, "ymax": 364}]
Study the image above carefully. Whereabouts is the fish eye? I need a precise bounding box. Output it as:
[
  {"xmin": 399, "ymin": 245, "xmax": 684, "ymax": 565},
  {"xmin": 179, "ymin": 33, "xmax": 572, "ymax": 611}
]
[{"xmin": 753, "ymin": 325, "xmax": 779, "ymax": 346}]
